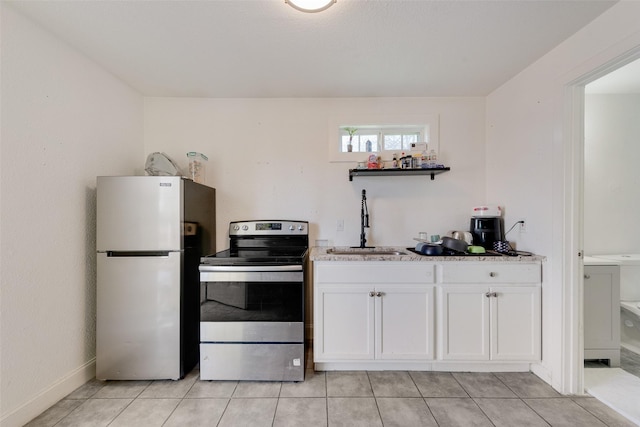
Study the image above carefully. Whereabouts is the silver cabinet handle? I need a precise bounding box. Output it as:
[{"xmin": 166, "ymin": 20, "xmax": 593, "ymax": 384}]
[
  {"xmin": 584, "ymin": 274, "xmax": 591, "ymax": 279},
  {"xmin": 485, "ymin": 292, "xmax": 498, "ymax": 298},
  {"xmin": 369, "ymin": 291, "xmax": 375, "ymax": 297},
  {"xmin": 489, "ymin": 272, "xmax": 497, "ymax": 277},
  {"xmin": 376, "ymin": 292, "xmax": 383, "ymax": 297}
]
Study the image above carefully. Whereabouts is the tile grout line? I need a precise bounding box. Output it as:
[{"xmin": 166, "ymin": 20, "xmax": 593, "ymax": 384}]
[
  {"xmin": 160, "ymin": 374, "xmax": 199, "ymax": 427},
  {"xmin": 570, "ymin": 396, "xmax": 628, "ymax": 427},
  {"xmin": 407, "ymin": 371, "xmax": 439, "ymax": 423},
  {"xmin": 366, "ymin": 371, "xmax": 384, "ymax": 426},
  {"xmin": 104, "ymin": 381, "xmax": 150, "ymax": 427},
  {"xmin": 324, "ymin": 370, "xmax": 329, "ymax": 426},
  {"xmin": 451, "ymin": 372, "xmax": 498, "ymax": 427},
  {"xmin": 270, "ymin": 381, "xmax": 284, "ymax": 427}
]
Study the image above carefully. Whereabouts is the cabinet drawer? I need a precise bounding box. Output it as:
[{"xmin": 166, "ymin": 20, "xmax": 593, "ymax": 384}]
[
  {"xmin": 315, "ymin": 262, "xmax": 435, "ymax": 284},
  {"xmin": 442, "ymin": 263, "xmax": 540, "ymax": 284}
]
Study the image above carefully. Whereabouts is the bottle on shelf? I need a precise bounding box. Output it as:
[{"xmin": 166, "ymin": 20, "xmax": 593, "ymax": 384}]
[{"xmin": 428, "ymin": 149, "xmax": 437, "ymax": 168}]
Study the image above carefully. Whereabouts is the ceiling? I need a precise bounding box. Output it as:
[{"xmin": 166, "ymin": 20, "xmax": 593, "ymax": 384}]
[{"xmin": 7, "ymin": 0, "xmax": 620, "ymax": 98}]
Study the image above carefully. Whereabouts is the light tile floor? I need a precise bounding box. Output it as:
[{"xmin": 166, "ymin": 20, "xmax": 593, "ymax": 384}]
[{"xmin": 27, "ymin": 355, "xmax": 637, "ymax": 427}]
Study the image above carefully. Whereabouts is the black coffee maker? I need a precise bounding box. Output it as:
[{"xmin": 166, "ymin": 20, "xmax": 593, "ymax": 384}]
[{"xmin": 469, "ymin": 206, "xmax": 504, "ymax": 249}]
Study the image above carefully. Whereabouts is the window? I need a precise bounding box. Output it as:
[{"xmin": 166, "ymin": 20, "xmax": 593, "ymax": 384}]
[
  {"xmin": 329, "ymin": 114, "xmax": 439, "ymax": 162},
  {"xmin": 340, "ymin": 126, "xmax": 424, "ymax": 153}
]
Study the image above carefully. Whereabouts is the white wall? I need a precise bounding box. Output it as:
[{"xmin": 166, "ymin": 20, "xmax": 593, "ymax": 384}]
[
  {"xmin": 486, "ymin": 1, "xmax": 640, "ymax": 392},
  {"xmin": 0, "ymin": 6, "xmax": 144, "ymax": 426},
  {"xmin": 584, "ymin": 94, "xmax": 640, "ymax": 255},
  {"xmin": 144, "ymin": 97, "xmax": 486, "ymax": 251}
]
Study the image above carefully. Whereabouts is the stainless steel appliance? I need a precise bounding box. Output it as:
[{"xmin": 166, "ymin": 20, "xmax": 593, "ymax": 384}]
[
  {"xmin": 96, "ymin": 176, "xmax": 215, "ymax": 380},
  {"xmin": 199, "ymin": 220, "xmax": 308, "ymax": 381}
]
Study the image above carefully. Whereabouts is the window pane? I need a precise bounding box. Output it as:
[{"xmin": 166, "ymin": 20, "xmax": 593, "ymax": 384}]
[
  {"xmin": 402, "ymin": 133, "xmax": 420, "ymax": 150},
  {"xmin": 360, "ymin": 134, "xmax": 378, "ymax": 152},
  {"xmin": 384, "ymin": 135, "xmax": 401, "ymax": 151},
  {"xmin": 403, "ymin": 134, "xmax": 418, "ymax": 144}
]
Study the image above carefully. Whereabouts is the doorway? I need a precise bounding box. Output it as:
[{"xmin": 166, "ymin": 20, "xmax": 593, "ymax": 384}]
[{"xmin": 580, "ymin": 57, "xmax": 640, "ymax": 423}]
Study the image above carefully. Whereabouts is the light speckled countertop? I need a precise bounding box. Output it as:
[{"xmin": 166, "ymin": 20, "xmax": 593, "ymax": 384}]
[{"xmin": 310, "ymin": 246, "xmax": 545, "ymax": 262}]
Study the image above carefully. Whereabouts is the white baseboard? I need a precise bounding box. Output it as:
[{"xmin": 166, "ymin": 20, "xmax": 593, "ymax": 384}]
[
  {"xmin": 314, "ymin": 360, "xmax": 533, "ymax": 372},
  {"xmin": 0, "ymin": 358, "xmax": 96, "ymax": 427},
  {"xmin": 530, "ymin": 361, "xmax": 557, "ymax": 390}
]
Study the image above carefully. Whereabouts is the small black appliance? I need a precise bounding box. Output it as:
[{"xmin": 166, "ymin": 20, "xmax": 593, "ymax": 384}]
[{"xmin": 470, "ymin": 217, "xmax": 504, "ymax": 249}]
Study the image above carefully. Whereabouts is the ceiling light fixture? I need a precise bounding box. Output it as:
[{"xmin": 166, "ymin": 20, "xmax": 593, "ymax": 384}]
[{"xmin": 286, "ymin": 0, "xmax": 336, "ymax": 13}]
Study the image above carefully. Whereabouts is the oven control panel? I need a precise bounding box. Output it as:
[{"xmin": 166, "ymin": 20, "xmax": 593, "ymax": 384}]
[{"xmin": 229, "ymin": 220, "xmax": 308, "ymax": 236}]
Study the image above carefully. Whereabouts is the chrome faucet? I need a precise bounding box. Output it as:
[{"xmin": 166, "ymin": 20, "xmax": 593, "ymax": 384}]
[{"xmin": 359, "ymin": 189, "xmax": 370, "ymax": 248}]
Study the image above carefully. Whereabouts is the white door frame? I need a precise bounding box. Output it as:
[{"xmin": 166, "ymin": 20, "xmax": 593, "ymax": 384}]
[{"xmin": 561, "ymin": 46, "xmax": 640, "ymax": 394}]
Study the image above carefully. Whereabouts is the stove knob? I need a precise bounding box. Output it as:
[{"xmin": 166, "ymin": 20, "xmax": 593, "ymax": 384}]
[
  {"xmin": 289, "ymin": 225, "xmax": 295, "ymax": 231},
  {"xmin": 233, "ymin": 225, "xmax": 240, "ymax": 231},
  {"xmin": 242, "ymin": 225, "xmax": 249, "ymax": 231},
  {"xmin": 298, "ymin": 225, "xmax": 304, "ymax": 231}
]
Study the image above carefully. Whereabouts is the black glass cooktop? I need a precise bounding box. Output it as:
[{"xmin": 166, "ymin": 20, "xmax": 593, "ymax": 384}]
[{"xmin": 201, "ymin": 248, "xmax": 308, "ymax": 265}]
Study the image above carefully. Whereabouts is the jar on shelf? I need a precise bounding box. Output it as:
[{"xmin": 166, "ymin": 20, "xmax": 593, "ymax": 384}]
[{"xmin": 187, "ymin": 152, "xmax": 208, "ymax": 184}]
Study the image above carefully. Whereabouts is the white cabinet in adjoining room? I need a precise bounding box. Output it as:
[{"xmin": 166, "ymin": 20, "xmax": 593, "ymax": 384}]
[{"xmin": 583, "ymin": 262, "xmax": 620, "ymax": 366}]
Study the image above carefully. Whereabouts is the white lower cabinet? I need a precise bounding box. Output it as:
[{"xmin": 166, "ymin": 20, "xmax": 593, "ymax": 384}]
[
  {"xmin": 439, "ymin": 285, "xmax": 541, "ymax": 361},
  {"xmin": 376, "ymin": 284, "xmax": 435, "ymax": 359},
  {"xmin": 314, "ymin": 283, "xmax": 374, "ymax": 360},
  {"xmin": 314, "ymin": 262, "xmax": 435, "ymax": 362},
  {"xmin": 313, "ymin": 260, "xmax": 542, "ymax": 369},
  {"xmin": 583, "ymin": 265, "xmax": 620, "ymax": 365}
]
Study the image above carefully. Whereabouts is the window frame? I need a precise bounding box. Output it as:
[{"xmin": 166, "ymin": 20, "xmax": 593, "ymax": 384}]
[{"xmin": 329, "ymin": 113, "xmax": 439, "ymax": 163}]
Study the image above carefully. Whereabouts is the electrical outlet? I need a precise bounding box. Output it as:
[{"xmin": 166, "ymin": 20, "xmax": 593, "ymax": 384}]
[
  {"xmin": 518, "ymin": 218, "xmax": 527, "ymax": 233},
  {"xmin": 337, "ymin": 219, "xmax": 344, "ymax": 232}
]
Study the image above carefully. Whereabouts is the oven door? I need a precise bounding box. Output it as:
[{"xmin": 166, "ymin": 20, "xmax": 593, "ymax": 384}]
[{"xmin": 199, "ymin": 265, "xmax": 304, "ymax": 343}]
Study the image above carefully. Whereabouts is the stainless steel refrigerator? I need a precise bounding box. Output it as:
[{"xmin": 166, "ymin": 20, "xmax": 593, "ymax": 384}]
[{"xmin": 96, "ymin": 176, "xmax": 215, "ymax": 380}]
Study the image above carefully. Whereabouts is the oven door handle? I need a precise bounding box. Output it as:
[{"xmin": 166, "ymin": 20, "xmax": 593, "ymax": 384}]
[{"xmin": 199, "ymin": 265, "xmax": 303, "ymax": 272}]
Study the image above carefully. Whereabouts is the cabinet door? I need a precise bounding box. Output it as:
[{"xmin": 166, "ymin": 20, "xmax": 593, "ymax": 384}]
[
  {"xmin": 490, "ymin": 286, "xmax": 541, "ymax": 361},
  {"xmin": 375, "ymin": 285, "xmax": 435, "ymax": 360},
  {"xmin": 314, "ymin": 284, "xmax": 374, "ymax": 361},
  {"xmin": 584, "ymin": 266, "xmax": 620, "ymax": 350},
  {"xmin": 440, "ymin": 286, "xmax": 490, "ymax": 360}
]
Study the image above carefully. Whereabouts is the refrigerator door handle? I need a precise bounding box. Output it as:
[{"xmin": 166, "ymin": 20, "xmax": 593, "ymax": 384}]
[{"xmin": 106, "ymin": 250, "xmax": 173, "ymax": 257}]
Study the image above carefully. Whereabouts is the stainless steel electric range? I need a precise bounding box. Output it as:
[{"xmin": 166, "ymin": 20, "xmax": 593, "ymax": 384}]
[{"xmin": 199, "ymin": 220, "xmax": 308, "ymax": 381}]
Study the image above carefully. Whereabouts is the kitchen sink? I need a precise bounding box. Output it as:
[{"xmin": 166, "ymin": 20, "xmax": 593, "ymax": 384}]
[{"xmin": 325, "ymin": 247, "xmax": 408, "ymax": 256}]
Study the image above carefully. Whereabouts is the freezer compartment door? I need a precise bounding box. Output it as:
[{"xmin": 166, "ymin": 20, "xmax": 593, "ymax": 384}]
[
  {"xmin": 97, "ymin": 176, "xmax": 182, "ymax": 251},
  {"xmin": 96, "ymin": 251, "xmax": 183, "ymax": 380}
]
